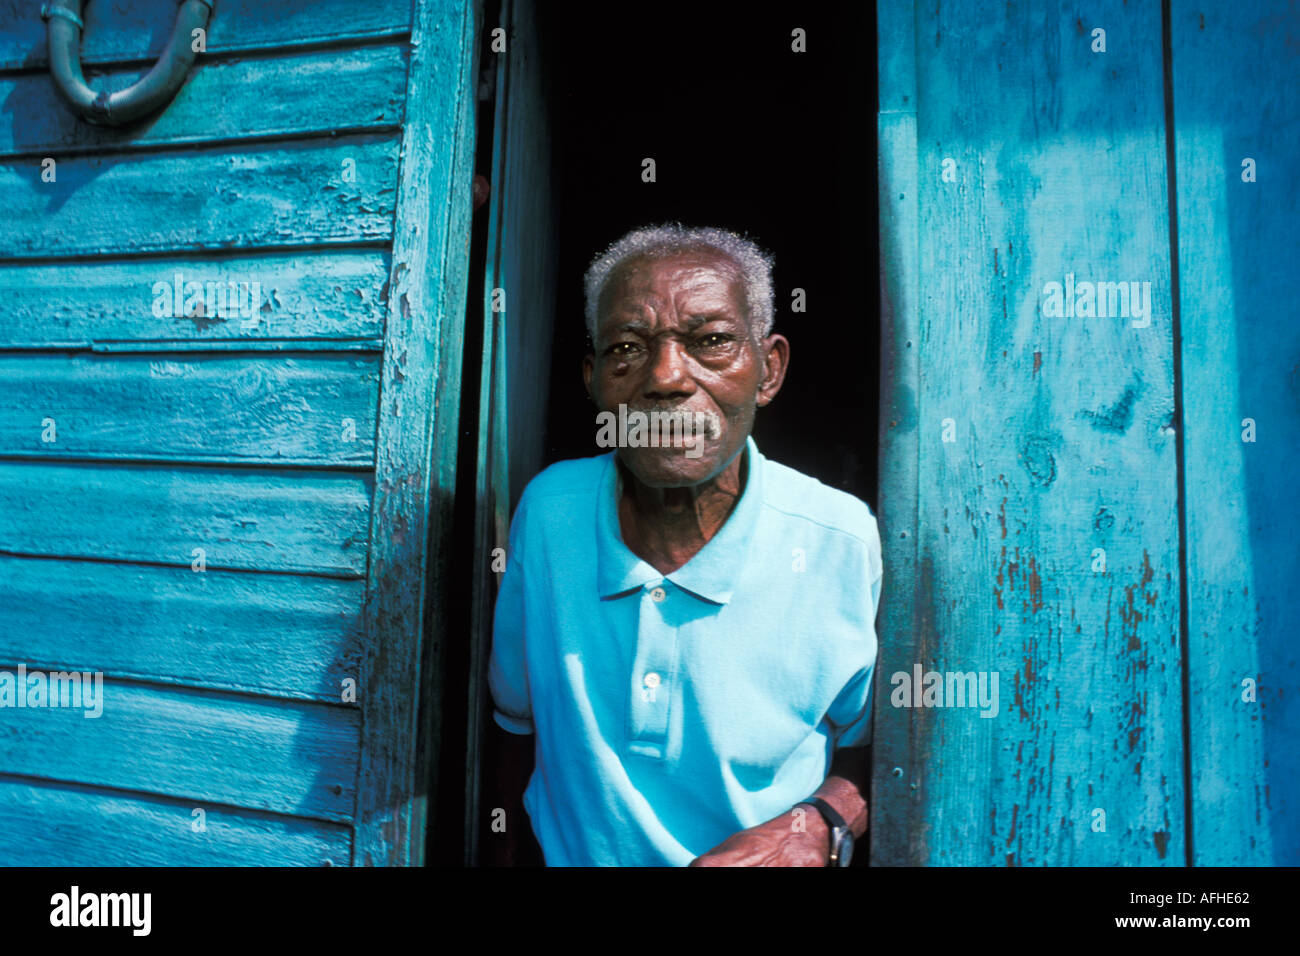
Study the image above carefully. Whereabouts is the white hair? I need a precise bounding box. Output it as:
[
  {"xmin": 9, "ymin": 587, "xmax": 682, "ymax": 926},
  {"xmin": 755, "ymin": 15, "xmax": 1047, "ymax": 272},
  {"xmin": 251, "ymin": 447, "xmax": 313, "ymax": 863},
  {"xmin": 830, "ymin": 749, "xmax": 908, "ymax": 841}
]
[{"xmin": 582, "ymin": 223, "xmax": 775, "ymax": 341}]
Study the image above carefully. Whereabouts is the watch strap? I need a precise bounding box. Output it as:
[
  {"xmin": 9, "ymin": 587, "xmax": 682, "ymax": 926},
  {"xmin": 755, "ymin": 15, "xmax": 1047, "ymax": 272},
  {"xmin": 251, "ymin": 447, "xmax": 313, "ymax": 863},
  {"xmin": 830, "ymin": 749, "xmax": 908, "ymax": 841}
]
[
  {"xmin": 798, "ymin": 796, "xmax": 847, "ymax": 833},
  {"xmin": 795, "ymin": 797, "xmax": 850, "ymax": 865}
]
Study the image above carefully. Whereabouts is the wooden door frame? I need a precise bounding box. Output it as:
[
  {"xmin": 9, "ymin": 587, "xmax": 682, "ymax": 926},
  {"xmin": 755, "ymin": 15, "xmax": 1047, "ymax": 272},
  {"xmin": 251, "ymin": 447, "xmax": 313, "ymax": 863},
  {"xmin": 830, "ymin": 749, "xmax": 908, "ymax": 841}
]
[{"xmin": 353, "ymin": 0, "xmax": 481, "ymax": 867}]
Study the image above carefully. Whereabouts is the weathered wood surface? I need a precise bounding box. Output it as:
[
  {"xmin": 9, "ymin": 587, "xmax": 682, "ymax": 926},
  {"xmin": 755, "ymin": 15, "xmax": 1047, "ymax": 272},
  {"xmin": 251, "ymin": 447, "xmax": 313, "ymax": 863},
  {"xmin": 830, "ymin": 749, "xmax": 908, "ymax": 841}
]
[
  {"xmin": 0, "ymin": 44, "xmax": 407, "ymax": 157},
  {"xmin": 0, "ymin": 555, "xmax": 364, "ymax": 701},
  {"xmin": 0, "ymin": 681, "xmax": 359, "ymax": 822},
  {"xmin": 0, "ymin": 0, "xmax": 489, "ymax": 867},
  {"xmin": 0, "ymin": 134, "xmax": 400, "ymax": 259},
  {"xmin": 353, "ymin": 0, "xmax": 478, "ymax": 866},
  {"xmin": 465, "ymin": 7, "xmax": 515, "ymax": 863},
  {"xmin": 1170, "ymin": 1, "xmax": 1300, "ymax": 865},
  {"xmin": 0, "ymin": 778, "xmax": 351, "ymax": 866},
  {"xmin": 0, "ymin": 353, "xmax": 378, "ymax": 464},
  {"xmin": 0, "ymin": 0, "xmax": 413, "ymax": 71},
  {"xmin": 0, "ymin": 461, "xmax": 371, "ymax": 575},
  {"xmin": 874, "ymin": 0, "xmax": 1183, "ymax": 865},
  {"xmin": 870, "ymin": 0, "xmax": 923, "ymax": 867},
  {"xmin": 0, "ymin": 251, "xmax": 389, "ymax": 348}
]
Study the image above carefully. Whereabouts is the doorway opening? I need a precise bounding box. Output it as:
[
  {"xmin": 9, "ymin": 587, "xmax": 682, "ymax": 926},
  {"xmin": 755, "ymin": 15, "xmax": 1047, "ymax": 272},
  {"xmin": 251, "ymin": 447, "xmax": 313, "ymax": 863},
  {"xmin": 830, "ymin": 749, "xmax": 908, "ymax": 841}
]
[{"xmin": 431, "ymin": 0, "xmax": 881, "ymax": 866}]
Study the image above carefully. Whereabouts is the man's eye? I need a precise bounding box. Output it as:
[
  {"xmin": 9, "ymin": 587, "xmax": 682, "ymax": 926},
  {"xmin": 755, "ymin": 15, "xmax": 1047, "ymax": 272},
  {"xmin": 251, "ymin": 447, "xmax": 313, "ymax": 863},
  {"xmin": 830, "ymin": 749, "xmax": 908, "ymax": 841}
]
[
  {"xmin": 695, "ymin": 334, "xmax": 731, "ymax": 349},
  {"xmin": 606, "ymin": 342, "xmax": 640, "ymax": 357}
]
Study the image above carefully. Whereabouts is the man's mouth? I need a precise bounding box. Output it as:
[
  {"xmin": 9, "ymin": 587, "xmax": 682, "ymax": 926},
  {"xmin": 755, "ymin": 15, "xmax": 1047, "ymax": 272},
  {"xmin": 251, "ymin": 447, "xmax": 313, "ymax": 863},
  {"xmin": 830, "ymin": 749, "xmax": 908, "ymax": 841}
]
[
  {"xmin": 628, "ymin": 406, "xmax": 723, "ymax": 444},
  {"xmin": 595, "ymin": 404, "xmax": 725, "ymax": 460}
]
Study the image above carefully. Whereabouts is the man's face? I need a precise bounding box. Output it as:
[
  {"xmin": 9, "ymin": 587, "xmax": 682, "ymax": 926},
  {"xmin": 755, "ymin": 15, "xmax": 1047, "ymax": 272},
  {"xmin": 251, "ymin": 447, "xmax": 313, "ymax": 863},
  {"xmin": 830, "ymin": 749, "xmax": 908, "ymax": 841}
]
[{"xmin": 583, "ymin": 249, "xmax": 789, "ymax": 488}]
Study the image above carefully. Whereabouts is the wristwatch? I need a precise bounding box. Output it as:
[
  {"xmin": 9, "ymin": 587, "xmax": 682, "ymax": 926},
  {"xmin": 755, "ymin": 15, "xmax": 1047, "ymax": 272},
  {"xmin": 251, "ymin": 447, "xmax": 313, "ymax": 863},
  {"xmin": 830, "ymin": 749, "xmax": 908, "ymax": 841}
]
[{"xmin": 795, "ymin": 797, "xmax": 854, "ymax": 867}]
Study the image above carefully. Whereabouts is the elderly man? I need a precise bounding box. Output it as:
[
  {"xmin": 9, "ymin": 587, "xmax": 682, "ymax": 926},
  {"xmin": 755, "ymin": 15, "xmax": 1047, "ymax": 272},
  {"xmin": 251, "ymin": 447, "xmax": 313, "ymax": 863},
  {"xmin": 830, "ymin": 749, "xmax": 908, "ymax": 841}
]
[{"xmin": 487, "ymin": 223, "xmax": 882, "ymax": 866}]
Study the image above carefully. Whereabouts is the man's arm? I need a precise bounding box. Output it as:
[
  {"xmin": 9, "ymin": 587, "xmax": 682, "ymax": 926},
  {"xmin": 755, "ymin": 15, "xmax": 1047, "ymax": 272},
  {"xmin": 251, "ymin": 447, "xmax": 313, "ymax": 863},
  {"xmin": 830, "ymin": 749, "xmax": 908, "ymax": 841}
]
[
  {"xmin": 481, "ymin": 718, "xmax": 536, "ymax": 866},
  {"xmin": 688, "ymin": 745, "xmax": 870, "ymax": 867}
]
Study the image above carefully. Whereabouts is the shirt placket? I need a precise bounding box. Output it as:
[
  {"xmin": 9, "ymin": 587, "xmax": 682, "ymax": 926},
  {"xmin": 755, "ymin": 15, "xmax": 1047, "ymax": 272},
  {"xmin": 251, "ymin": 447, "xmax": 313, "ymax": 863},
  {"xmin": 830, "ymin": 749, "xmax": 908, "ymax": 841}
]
[{"xmin": 627, "ymin": 578, "xmax": 678, "ymax": 760}]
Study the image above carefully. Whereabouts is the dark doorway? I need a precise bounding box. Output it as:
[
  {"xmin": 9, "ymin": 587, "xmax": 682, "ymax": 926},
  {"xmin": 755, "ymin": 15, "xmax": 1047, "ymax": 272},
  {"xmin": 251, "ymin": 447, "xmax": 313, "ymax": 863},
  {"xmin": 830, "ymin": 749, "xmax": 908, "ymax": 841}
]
[
  {"xmin": 543, "ymin": 0, "xmax": 880, "ymax": 506},
  {"xmin": 431, "ymin": 0, "xmax": 881, "ymax": 866}
]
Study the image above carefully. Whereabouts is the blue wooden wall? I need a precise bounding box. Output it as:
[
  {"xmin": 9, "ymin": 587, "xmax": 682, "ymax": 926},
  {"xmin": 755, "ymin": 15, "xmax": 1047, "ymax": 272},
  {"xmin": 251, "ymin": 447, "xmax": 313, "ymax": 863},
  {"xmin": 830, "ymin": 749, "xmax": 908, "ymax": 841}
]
[
  {"xmin": 874, "ymin": 0, "xmax": 1298, "ymax": 865},
  {"xmin": 1170, "ymin": 2, "xmax": 1299, "ymax": 865},
  {"xmin": 0, "ymin": 0, "xmax": 478, "ymax": 865}
]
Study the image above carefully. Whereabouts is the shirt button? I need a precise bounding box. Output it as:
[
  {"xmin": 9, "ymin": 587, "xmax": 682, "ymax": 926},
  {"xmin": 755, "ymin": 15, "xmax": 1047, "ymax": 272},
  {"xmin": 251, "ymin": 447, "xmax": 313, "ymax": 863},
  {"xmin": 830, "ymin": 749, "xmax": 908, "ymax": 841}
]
[
  {"xmin": 644, "ymin": 672, "xmax": 661, "ymax": 689},
  {"xmin": 650, "ymin": 586, "xmax": 666, "ymax": 602}
]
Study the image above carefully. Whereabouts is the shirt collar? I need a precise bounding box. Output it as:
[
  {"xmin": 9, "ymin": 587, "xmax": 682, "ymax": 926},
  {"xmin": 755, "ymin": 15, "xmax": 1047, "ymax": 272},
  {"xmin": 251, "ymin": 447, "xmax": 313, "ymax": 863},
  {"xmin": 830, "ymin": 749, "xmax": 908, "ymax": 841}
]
[{"xmin": 595, "ymin": 436, "xmax": 765, "ymax": 604}]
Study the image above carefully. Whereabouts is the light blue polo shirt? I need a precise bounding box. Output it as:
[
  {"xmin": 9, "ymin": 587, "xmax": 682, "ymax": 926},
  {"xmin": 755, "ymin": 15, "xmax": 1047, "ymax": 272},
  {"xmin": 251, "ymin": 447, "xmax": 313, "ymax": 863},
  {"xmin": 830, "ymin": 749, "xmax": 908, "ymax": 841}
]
[{"xmin": 488, "ymin": 436, "xmax": 882, "ymax": 866}]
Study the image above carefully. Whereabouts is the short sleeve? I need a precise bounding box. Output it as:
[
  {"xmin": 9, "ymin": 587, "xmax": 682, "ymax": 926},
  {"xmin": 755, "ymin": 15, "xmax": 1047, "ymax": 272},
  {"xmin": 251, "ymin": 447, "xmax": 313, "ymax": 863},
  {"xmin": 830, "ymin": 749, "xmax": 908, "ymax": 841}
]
[
  {"xmin": 824, "ymin": 531, "xmax": 883, "ymax": 749},
  {"xmin": 487, "ymin": 524, "xmax": 534, "ymax": 735}
]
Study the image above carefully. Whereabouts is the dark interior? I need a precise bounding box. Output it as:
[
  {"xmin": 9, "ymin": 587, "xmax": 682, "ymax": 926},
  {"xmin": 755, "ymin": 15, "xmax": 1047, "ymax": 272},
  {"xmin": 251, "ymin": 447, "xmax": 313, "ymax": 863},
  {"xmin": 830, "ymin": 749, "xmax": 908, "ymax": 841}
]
[{"xmin": 543, "ymin": 0, "xmax": 881, "ymax": 504}]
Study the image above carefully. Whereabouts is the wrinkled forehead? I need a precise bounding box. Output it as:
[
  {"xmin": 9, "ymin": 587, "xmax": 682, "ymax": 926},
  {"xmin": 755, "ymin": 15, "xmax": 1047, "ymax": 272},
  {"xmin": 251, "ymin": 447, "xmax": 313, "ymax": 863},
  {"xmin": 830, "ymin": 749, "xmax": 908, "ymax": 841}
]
[{"xmin": 596, "ymin": 248, "xmax": 747, "ymax": 325}]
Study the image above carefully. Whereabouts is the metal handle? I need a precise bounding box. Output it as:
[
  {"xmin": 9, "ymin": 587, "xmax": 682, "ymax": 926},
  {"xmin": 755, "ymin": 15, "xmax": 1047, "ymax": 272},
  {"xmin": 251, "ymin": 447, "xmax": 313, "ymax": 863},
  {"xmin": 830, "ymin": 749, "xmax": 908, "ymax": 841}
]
[{"xmin": 42, "ymin": 0, "xmax": 215, "ymax": 127}]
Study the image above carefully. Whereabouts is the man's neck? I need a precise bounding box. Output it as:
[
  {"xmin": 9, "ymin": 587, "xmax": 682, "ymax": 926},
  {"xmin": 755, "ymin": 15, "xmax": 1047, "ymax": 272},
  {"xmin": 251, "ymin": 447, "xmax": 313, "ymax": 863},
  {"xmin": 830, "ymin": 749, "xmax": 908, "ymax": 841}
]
[{"xmin": 617, "ymin": 448, "xmax": 748, "ymax": 576}]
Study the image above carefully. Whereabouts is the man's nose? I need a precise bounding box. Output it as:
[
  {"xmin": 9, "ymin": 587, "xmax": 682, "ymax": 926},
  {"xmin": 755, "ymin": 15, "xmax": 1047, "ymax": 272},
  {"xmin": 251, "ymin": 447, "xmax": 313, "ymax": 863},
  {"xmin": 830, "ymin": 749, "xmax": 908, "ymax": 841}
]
[{"xmin": 641, "ymin": 337, "xmax": 694, "ymax": 400}]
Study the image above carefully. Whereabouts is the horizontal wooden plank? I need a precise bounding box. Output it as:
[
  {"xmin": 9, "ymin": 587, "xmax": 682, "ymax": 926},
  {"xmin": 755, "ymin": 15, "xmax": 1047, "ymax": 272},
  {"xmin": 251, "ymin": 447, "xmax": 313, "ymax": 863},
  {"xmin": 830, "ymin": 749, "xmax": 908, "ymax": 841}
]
[
  {"xmin": 0, "ymin": 353, "xmax": 379, "ymax": 464},
  {"xmin": 0, "ymin": 777, "xmax": 351, "ymax": 865},
  {"xmin": 0, "ymin": 249, "xmax": 390, "ymax": 348},
  {"xmin": 0, "ymin": 134, "xmax": 400, "ymax": 260},
  {"xmin": 0, "ymin": 555, "xmax": 364, "ymax": 701},
  {"xmin": 85, "ymin": 339, "xmax": 385, "ymax": 353},
  {"xmin": 0, "ymin": 461, "xmax": 371, "ymax": 575},
  {"xmin": 0, "ymin": 0, "xmax": 413, "ymax": 72},
  {"xmin": 0, "ymin": 681, "xmax": 359, "ymax": 823},
  {"xmin": 0, "ymin": 44, "xmax": 408, "ymax": 157}
]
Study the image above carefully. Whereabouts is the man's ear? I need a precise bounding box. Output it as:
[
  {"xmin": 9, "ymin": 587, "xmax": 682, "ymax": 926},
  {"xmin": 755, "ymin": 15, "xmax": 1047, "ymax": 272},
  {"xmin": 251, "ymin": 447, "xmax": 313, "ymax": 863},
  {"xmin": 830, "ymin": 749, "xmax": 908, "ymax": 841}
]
[
  {"xmin": 756, "ymin": 333, "xmax": 790, "ymax": 407},
  {"xmin": 582, "ymin": 353, "xmax": 594, "ymax": 401}
]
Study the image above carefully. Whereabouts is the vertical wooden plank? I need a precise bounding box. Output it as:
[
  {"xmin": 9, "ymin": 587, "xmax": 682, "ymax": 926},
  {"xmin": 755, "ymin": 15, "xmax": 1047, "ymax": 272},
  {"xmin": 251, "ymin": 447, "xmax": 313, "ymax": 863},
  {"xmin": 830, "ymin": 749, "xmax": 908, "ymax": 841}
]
[
  {"xmin": 870, "ymin": 0, "xmax": 924, "ymax": 866},
  {"xmin": 497, "ymin": 5, "xmax": 558, "ymax": 512},
  {"xmin": 465, "ymin": 0, "xmax": 513, "ymax": 863},
  {"xmin": 354, "ymin": 0, "xmax": 479, "ymax": 866},
  {"xmin": 1170, "ymin": 0, "xmax": 1300, "ymax": 865},
  {"xmin": 464, "ymin": 0, "xmax": 559, "ymax": 864},
  {"xmin": 883, "ymin": 0, "xmax": 1184, "ymax": 864}
]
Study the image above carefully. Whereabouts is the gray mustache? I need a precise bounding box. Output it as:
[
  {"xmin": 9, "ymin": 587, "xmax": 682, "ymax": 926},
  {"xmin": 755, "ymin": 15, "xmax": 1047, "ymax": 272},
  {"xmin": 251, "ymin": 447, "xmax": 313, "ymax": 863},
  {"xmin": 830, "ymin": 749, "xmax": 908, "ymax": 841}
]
[{"xmin": 624, "ymin": 406, "xmax": 724, "ymax": 440}]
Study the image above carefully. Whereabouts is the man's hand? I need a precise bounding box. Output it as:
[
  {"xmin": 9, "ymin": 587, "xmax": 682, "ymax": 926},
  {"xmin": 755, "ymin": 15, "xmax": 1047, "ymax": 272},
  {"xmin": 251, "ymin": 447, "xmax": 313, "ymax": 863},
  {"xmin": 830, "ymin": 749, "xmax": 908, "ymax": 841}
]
[
  {"xmin": 688, "ymin": 806, "xmax": 830, "ymax": 867},
  {"xmin": 688, "ymin": 752, "xmax": 871, "ymax": 867}
]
